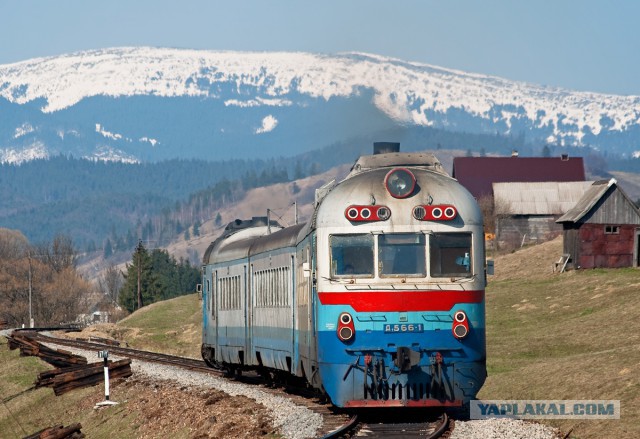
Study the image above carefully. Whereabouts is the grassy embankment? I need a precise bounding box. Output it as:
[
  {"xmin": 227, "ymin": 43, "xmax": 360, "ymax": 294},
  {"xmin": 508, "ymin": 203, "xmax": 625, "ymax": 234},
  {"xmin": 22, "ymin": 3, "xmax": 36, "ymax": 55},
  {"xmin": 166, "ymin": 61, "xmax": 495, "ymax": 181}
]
[
  {"xmin": 89, "ymin": 293, "xmax": 202, "ymax": 358},
  {"xmin": 0, "ymin": 294, "xmax": 202, "ymax": 438},
  {"xmin": 481, "ymin": 237, "xmax": 640, "ymax": 438},
  {"xmin": 2, "ymin": 241, "xmax": 639, "ymax": 438}
]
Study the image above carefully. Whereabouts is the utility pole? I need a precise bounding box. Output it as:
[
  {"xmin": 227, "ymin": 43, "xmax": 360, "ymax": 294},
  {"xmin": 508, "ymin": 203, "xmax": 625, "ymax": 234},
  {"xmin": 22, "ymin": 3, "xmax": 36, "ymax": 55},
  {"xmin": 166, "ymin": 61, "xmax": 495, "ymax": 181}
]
[
  {"xmin": 267, "ymin": 209, "xmax": 271, "ymax": 234},
  {"xmin": 136, "ymin": 240, "xmax": 143, "ymax": 310},
  {"xmin": 26, "ymin": 250, "xmax": 49, "ymax": 328},
  {"xmin": 28, "ymin": 251, "xmax": 33, "ymax": 328}
]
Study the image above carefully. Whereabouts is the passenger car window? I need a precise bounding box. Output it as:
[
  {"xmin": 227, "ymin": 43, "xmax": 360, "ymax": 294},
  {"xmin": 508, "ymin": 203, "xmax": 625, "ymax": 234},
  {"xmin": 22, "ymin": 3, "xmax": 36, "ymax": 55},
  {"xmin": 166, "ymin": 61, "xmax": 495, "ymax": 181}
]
[
  {"xmin": 379, "ymin": 233, "xmax": 426, "ymax": 277},
  {"xmin": 330, "ymin": 234, "xmax": 374, "ymax": 277},
  {"xmin": 430, "ymin": 233, "xmax": 472, "ymax": 277}
]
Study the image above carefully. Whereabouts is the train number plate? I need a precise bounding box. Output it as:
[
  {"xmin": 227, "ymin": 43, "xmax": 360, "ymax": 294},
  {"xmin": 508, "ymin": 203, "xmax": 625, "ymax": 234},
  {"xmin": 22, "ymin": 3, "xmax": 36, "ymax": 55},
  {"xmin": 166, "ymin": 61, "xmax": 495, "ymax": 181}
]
[{"xmin": 384, "ymin": 323, "xmax": 424, "ymax": 333}]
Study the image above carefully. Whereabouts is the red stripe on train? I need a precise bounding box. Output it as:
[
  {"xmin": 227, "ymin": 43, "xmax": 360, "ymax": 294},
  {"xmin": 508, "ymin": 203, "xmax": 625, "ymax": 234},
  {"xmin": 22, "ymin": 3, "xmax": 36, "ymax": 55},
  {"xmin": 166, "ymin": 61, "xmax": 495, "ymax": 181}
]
[{"xmin": 317, "ymin": 290, "xmax": 484, "ymax": 312}]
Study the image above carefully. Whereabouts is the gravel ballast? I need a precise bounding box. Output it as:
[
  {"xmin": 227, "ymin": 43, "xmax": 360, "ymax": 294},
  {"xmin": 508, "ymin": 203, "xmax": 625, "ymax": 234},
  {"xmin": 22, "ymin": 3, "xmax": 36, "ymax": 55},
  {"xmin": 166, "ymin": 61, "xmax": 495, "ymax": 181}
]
[
  {"xmin": 40, "ymin": 340, "xmax": 322, "ymax": 439},
  {"xmin": 450, "ymin": 418, "xmax": 560, "ymax": 439}
]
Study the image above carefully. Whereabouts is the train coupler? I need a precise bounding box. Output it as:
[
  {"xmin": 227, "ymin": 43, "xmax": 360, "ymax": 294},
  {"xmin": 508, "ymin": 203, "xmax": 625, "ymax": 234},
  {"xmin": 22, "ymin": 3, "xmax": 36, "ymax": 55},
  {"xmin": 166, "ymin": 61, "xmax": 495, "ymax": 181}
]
[{"xmin": 395, "ymin": 346, "xmax": 421, "ymax": 372}]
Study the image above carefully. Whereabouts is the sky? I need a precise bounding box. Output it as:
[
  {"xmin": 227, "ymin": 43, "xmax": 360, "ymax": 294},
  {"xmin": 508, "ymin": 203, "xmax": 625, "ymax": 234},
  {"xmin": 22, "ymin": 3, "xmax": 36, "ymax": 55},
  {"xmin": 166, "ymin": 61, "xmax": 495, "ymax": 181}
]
[{"xmin": 1, "ymin": 1, "xmax": 639, "ymax": 96}]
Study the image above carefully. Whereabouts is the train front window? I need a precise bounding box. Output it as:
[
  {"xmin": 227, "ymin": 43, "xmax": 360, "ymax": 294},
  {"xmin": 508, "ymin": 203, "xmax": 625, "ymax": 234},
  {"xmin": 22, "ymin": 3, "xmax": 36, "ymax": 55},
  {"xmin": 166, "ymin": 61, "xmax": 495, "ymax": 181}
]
[
  {"xmin": 379, "ymin": 233, "xmax": 426, "ymax": 277},
  {"xmin": 430, "ymin": 233, "xmax": 472, "ymax": 277},
  {"xmin": 330, "ymin": 234, "xmax": 374, "ymax": 277}
]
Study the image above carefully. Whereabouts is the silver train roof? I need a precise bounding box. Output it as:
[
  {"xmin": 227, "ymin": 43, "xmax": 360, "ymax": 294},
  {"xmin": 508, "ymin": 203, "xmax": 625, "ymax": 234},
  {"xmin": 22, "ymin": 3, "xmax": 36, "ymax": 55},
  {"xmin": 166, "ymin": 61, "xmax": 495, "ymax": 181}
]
[{"xmin": 347, "ymin": 152, "xmax": 448, "ymax": 178}]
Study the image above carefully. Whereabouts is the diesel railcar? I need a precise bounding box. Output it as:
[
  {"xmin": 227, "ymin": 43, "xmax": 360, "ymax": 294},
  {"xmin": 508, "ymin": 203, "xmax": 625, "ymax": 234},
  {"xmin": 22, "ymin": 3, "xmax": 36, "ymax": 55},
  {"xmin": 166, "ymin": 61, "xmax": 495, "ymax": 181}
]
[{"xmin": 200, "ymin": 143, "xmax": 487, "ymax": 408}]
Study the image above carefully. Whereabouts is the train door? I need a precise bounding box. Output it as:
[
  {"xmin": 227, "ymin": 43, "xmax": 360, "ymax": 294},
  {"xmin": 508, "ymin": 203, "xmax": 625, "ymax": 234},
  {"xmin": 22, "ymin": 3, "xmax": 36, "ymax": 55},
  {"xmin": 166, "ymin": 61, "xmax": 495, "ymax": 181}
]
[
  {"xmin": 290, "ymin": 255, "xmax": 296, "ymax": 366},
  {"xmin": 243, "ymin": 264, "xmax": 250, "ymax": 367},
  {"xmin": 202, "ymin": 267, "xmax": 212, "ymax": 342},
  {"xmin": 212, "ymin": 270, "xmax": 218, "ymax": 355},
  {"xmin": 248, "ymin": 263, "xmax": 254, "ymax": 367},
  {"xmin": 297, "ymin": 240, "xmax": 313, "ymax": 381},
  {"xmin": 309, "ymin": 233, "xmax": 319, "ymax": 383},
  {"xmin": 205, "ymin": 269, "xmax": 218, "ymax": 364}
]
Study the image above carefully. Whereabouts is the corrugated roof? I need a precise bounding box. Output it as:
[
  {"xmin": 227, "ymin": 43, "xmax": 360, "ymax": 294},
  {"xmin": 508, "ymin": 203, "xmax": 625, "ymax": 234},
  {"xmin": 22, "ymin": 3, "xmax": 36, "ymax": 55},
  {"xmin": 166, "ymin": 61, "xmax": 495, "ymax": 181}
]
[
  {"xmin": 556, "ymin": 179, "xmax": 617, "ymax": 223},
  {"xmin": 452, "ymin": 156, "xmax": 586, "ymax": 199},
  {"xmin": 493, "ymin": 181, "xmax": 593, "ymax": 215}
]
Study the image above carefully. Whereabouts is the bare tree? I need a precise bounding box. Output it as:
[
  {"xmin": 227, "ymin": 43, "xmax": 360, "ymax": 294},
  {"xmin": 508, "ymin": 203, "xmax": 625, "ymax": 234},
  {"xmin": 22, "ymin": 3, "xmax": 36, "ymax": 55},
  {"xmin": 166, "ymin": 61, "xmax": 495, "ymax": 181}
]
[
  {"xmin": 0, "ymin": 228, "xmax": 28, "ymax": 259},
  {"xmin": 0, "ymin": 231, "xmax": 89, "ymax": 327},
  {"xmin": 37, "ymin": 267, "xmax": 92, "ymax": 325},
  {"xmin": 477, "ymin": 195, "xmax": 496, "ymax": 234},
  {"xmin": 477, "ymin": 195, "xmax": 515, "ymax": 251},
  {"xmin": 97, "ymin": 264, "xmax": 124, "ymax": 305},
  {"xmin": 477, "ymin": 195, "xmax": 512, "ymax": 233},
  {"xmin": 35, "ymin": 233, "xmax": 77, "ymax": 273},
  {"xmin": 0, "ymin": 256, "xmax": 29, "ymax": 326}
]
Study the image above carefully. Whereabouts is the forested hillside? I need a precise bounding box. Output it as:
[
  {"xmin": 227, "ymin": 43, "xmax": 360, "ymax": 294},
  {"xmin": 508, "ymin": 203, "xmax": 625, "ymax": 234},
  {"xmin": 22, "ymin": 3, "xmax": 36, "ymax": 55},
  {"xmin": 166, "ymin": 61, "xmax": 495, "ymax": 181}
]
[
  {"xmin": 0, "ymin": 155, "xmax": 310, "ymax": 251},
  {"xmin": 1, "ymin": 125, "xmax": 620, "ymax": 258}
]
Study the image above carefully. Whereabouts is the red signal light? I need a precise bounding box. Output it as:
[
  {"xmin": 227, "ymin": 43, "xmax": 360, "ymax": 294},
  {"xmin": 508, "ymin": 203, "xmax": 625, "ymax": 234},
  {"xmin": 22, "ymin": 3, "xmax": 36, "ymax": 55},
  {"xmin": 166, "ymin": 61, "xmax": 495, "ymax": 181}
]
[
  {"xmin": 337, "ymin": 312, "xmax": 355, "ymax": 342},
  {"xmin": 345, "ymin": 205, "xmax": 391, "ymax": 222},
  {"xmin": 413, "ymin": 204, "xmax": 457, "ymax": 221},
  {"xmin": 452, "ymin": 310, "xmax": 469, "ymax": 339}
]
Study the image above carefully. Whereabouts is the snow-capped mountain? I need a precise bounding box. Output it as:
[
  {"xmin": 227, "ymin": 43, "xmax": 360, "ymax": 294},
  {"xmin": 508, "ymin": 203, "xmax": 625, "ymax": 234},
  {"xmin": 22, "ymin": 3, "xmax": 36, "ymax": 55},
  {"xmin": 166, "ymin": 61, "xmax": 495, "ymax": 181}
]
[{"xmin": 1, "ymin": 47, "xmax": 639, "ymax": 164}]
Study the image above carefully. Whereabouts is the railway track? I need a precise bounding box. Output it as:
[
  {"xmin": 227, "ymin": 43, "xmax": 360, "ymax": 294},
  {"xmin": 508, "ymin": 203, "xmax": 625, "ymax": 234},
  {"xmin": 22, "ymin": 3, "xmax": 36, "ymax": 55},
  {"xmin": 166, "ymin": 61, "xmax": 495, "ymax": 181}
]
[
  {"xmin": 22, "ymin": 330, "xmax": 454, "ymax": 438},
  {"xmin": 322, "ymin": 412, "xmax": 452, "ymax": 438},
  {"xmin": 355, "ymin": 412, "xmax": 451, "ymax": 438},
  {"xmin": 30, "ymin": 331, "xmax": 218, "ymax": 374}
]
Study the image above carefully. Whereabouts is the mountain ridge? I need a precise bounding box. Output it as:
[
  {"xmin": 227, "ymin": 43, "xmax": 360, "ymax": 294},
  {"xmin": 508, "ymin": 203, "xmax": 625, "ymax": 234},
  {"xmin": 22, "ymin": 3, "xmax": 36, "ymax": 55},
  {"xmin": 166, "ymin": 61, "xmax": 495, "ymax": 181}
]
[{"xmin": 2, "ymin": 47, "xmax": 640, "ymax": 164}]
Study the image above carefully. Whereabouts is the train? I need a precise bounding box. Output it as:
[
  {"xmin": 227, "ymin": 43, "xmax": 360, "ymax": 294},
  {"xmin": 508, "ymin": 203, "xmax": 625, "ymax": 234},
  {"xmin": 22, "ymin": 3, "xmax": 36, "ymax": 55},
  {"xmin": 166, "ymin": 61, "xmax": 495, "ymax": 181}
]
[{"xmin": 200, "ymin": 142, "xmax": 487, "ymax": 408}]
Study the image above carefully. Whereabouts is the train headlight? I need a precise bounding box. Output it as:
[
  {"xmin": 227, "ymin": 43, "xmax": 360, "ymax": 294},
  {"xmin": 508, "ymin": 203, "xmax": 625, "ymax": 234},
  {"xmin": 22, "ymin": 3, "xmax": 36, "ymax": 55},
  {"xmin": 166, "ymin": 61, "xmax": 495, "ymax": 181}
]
[
  {"xmin": 385, "ymin": 168, "xmax": 416, "ymax": 199},
  {"xmin": 452, "ymin": 310, "xmax": 469, "ymax": 340},
  {"xmin": 337, "ymin": 312, "xmax": 355, "ymax": 342}
]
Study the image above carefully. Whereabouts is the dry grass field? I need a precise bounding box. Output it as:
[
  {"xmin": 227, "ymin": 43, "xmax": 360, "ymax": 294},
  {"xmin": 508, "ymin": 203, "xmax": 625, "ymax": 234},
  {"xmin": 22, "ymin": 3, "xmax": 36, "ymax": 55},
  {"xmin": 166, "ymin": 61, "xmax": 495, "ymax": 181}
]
[{"xmin": 482, "ymin": 237, "xmax": 640, "ymax": 438}]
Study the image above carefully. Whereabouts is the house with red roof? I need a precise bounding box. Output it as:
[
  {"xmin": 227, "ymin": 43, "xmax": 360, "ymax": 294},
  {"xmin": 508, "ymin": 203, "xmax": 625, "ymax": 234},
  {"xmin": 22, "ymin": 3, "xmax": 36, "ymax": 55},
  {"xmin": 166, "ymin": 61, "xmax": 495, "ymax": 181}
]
[{"xmin": 452, "ymin": 153, "xmax": 586, "ymax": 200}]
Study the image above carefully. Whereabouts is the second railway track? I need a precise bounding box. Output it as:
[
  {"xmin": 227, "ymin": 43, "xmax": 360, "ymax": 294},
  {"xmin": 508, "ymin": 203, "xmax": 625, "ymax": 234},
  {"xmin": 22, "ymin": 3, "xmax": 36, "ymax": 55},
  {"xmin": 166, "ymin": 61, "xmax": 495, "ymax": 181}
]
[{"xmin": 33, "ymin": 331, "xmax": 215, "ymax": 374}]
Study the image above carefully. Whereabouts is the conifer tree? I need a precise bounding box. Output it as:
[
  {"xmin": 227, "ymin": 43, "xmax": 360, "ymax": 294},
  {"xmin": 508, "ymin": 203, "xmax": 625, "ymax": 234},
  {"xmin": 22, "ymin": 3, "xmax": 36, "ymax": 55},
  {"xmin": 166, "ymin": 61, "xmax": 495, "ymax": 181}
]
[
  {"xmin": 103, "ymin": 239, "xmax": 113, "ymax": 259},
  {"xmin": 118, "ymin": 242, "xmax": 200, "ymax": 313},
  {"xmin": 119, "ymin": 241, "xmax": 153, "ymax": 312}
]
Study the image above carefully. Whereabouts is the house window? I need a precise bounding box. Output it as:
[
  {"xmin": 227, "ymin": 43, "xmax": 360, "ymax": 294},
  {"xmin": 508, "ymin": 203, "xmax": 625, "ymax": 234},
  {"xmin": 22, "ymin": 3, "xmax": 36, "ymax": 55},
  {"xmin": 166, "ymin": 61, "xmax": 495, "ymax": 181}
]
[{"xmin": 604, "ymin": 225, "xmax": 620, "ymax": 235}]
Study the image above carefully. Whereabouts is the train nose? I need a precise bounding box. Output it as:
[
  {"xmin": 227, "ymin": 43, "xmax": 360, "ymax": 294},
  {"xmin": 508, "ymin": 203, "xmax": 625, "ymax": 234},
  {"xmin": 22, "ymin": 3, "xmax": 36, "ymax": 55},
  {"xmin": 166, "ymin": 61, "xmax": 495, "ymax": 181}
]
[{"xmin": 395, "ymin": 346, "xmax": 421, "ymax": 372}]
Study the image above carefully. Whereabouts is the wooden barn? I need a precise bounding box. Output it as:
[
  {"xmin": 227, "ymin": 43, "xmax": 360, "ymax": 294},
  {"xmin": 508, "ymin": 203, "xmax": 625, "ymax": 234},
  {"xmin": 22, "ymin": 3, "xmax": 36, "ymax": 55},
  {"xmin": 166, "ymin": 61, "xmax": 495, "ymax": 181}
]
[
  {"xmin": 493, "ymin": 181, "xmax": 592, "ymax": 244},
  {"xmin": 556, "ymin": 179, "xmax": 640, "ymax": 269}
]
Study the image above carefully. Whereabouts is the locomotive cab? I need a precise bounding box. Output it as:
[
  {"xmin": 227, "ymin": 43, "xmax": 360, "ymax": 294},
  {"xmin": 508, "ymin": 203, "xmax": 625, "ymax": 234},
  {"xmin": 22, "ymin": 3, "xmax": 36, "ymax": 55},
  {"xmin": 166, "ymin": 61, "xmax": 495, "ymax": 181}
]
[{"xmin": 312, "ymin": 143, "xmax": 487, "ymax": 407}]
